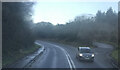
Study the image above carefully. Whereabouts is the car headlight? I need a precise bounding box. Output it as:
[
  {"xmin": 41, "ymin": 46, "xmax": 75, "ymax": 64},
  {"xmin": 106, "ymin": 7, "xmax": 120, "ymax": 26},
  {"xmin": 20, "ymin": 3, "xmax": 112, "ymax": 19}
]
[
  {"xmin": 92, "ymin": 54, "xmax": 94, "ymax": 57},
  {"xmin": 79, "ymin": 53, "xmax": 83, "ymax": 56}
]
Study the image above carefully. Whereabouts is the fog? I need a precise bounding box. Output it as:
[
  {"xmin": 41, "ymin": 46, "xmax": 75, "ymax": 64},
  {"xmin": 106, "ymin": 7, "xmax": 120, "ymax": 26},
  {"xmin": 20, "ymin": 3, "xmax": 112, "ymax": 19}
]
[{"xmin": 2, "ymin": 2, "xmax": 119, "ymax": 67}]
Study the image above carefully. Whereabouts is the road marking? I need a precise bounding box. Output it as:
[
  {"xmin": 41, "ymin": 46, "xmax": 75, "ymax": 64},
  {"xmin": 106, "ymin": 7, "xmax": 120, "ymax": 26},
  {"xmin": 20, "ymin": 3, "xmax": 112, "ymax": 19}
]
[
  {"xmin": 35, "ymin": 42, "xmax": 45, "ymax": 51},
  {"xmin": 36, "ymin": 41, "xmax": 76, "ymax": 69},
  {"xmin": 64, "ymin": 50, "xmax": 73, "ymax": 69},
  {"xmin": 53, "ymin": 44, "xmax": 76, "ymax": 70}
]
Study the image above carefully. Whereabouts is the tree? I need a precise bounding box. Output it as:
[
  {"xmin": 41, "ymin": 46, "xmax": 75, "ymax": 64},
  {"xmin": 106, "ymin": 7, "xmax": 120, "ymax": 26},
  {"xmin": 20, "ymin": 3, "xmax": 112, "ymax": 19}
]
[{"xmin": 2, "ymin": 2, "xmax": 35, "ymax": 65}]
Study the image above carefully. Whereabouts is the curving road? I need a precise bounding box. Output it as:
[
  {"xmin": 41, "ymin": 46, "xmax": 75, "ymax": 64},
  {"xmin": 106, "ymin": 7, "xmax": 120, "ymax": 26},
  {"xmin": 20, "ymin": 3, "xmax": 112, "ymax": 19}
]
[
  {"xmin": 25, "ymin": 41, "xmax": 75, "ymax": 69},
  {"xmin": 25, "ymin": 40, "xmax": 115, "ymax": 68},
  {"xmin": 6, "ymin": 40, "xmax": 117, "ymax": 69},
  {"xmin": 49, "ymin": 41, "xmax": 114, "ymax": 68}
]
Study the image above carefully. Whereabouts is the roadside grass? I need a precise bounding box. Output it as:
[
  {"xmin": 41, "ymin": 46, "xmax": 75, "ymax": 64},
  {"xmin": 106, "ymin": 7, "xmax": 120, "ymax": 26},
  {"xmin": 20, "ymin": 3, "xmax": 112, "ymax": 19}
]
[
  {"xmin": 58, "ymin": 40, "xmax": 96, "ymax": 48},
  {"xmin": 111, "ymin": 49, "xmax": 118, "ymax": 62},
  {"xmin": 3, "ymin": 44, "xmax": 41, "ymax": 67},
  {"xmin": 42, "ymin": 39, "xmax": 95, "ymax": 48}
]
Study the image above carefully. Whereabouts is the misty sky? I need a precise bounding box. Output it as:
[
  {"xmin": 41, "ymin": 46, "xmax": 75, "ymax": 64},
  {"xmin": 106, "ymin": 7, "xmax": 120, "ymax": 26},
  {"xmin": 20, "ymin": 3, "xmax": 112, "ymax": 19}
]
[{"xmin": 32, "ymin": 2, "xmax": 118, "ymax": 25}]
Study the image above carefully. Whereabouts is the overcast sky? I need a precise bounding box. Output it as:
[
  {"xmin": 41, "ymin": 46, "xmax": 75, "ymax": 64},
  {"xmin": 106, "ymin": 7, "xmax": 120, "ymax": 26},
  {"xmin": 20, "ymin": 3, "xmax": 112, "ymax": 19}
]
[{"xmin": 32, "ymin": 2, "xmax": 118, "ymax": 25}]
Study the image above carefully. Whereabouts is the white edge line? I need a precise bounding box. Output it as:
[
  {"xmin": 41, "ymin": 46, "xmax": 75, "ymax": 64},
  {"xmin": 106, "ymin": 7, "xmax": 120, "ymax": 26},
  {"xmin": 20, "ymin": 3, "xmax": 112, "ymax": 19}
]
[
  {"xmin": 64, "ymin": 51, "xmax": 73, "ymax": 69},
  {"xmin": 67, "ymin": 53, "xmax": 76, "ymax": 69},
  {"xmin": 53, "ymin": 44, "xmax": 76, "ymax": 70},
  {"xmin": 35, "ymin": 42, "xmax": 76, "ymax": 69}
]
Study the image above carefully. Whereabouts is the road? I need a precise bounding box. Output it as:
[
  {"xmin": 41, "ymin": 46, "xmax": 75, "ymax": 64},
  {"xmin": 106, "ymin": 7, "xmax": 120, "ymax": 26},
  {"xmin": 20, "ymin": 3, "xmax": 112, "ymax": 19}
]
[{"xmin": 6, "ymin": 40, "xmax": 117, "ymax": 69}]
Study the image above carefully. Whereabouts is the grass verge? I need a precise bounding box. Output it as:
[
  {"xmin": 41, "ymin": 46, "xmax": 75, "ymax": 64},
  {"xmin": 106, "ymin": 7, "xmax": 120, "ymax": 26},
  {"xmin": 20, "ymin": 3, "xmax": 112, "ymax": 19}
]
[
  {"xmin": 42, "ymin": 39, "xmax": 95, "ymax": 48},
  {"xmin": 3, "ymin": 44, "xmax": 41, "ymax": 67},
  {"xmin": 111, "ymin": 49, "xmax": 118, "ymax": 62}
]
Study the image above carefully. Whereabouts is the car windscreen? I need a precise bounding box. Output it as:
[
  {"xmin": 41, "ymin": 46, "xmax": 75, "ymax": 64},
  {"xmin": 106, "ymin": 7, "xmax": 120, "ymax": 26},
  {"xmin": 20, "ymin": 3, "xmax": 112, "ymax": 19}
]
[{"xmin": 80, "ymin": 49, "xmax": 91, "ymax": 53}]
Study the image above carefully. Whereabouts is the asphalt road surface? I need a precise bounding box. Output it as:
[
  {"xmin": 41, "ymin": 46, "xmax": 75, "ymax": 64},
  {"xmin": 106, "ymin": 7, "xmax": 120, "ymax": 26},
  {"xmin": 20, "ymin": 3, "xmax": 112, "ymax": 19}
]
[{"xmin": 7, "ymin": 40, "xmax": 116, "ymax": 69}]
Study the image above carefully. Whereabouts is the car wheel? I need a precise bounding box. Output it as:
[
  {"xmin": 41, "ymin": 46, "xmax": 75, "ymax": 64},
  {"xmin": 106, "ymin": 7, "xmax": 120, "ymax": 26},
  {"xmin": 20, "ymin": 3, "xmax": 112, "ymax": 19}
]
[
  {"xmin": 76, "ymin": 54, "xmax": 78, "ymax": 58},
  {"xmin": 90, "ymin": 60, "xmax": 94, "ymax": 62}
]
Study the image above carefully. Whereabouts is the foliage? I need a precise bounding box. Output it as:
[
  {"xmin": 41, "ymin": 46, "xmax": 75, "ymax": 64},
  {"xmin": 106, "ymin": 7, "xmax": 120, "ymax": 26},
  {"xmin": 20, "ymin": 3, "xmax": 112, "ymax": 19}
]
[
  {"xmin": 35, "ymin": 8, "xmax": 118, "ymax": 46},
  {"xmin": 2, "ymin": 2, "xmax": 118, "ymax": 66},
  {"xmin": 2, "ymin": 2, "xmax": 35, "ymax": 66}
]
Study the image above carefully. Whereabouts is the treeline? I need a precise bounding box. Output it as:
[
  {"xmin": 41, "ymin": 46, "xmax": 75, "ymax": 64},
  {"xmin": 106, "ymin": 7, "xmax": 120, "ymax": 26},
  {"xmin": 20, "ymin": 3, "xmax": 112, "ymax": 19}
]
[
  {"xmin": 35, "ymin": 8, "xmax": 118, "ymax": 46},
  {"xmin": 2, "ymin": 2, "xmax": 35, "ymax": 66}
]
